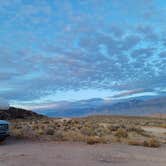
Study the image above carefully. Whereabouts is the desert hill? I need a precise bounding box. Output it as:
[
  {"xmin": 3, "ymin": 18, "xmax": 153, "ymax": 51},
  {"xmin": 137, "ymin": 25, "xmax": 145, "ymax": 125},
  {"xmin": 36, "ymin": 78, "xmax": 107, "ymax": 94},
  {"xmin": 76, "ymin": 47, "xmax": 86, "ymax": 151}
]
[{"xmin": 0, "ymin": 107, "xmax": 44, "ymax": 120}]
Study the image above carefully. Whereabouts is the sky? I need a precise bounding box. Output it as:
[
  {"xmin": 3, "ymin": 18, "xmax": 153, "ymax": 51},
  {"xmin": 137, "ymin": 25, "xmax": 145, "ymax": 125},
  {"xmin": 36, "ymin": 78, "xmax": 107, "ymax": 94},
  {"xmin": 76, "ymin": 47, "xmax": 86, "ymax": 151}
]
[{"xmin": 0, "ymin": 0, "xmax": 166, "ymax": 109}]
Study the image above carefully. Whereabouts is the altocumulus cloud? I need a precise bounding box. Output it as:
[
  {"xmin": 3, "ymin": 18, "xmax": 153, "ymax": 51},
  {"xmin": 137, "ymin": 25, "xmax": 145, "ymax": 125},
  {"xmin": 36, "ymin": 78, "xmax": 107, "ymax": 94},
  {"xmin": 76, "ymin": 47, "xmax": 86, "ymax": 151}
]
[{"xmin": 0, "ymin": 0, "xmax": 166, "ymax": 106}]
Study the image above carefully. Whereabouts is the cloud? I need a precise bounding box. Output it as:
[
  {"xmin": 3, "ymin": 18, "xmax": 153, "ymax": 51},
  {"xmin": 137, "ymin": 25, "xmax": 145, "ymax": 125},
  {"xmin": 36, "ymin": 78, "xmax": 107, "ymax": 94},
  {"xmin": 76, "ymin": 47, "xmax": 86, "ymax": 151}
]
[
  {"xmin": 136, "ymin": 25, "xmax": 159, "ymax": 41},
  {"xmin": 159, "ymin": 51, "xmax": 166, "ymax": 58},
  {"xmin": 0, "ymin": 0, "xmax": 166, "ymax": 105},
  {"xmin": 111, "ymin": 89, "xmax": 147, "ymax": 98}
]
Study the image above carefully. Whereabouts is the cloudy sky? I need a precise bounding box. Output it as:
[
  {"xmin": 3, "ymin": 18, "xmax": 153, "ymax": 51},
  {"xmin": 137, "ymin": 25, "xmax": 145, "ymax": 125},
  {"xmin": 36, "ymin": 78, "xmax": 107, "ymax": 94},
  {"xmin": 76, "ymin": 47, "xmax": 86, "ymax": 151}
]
[{"xmin": 0, "ymin": 0, "xmax": 166, "ymax": 109}]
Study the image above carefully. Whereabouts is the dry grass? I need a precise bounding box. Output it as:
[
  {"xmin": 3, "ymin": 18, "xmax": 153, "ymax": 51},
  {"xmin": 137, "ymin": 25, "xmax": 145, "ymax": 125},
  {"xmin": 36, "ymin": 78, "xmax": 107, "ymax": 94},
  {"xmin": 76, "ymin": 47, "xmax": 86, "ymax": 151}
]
[{"xmin": 10, "ymin": 115, "xmax": 166, "ymax": 147}]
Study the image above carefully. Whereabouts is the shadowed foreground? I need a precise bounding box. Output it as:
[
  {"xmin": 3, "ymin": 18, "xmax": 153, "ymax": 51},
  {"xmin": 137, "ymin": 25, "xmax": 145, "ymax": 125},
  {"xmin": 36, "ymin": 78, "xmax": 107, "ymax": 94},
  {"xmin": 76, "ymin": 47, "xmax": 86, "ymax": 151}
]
[{"xmin": 0, "ymin": 138, "xmax": 166, "ymax": 166}]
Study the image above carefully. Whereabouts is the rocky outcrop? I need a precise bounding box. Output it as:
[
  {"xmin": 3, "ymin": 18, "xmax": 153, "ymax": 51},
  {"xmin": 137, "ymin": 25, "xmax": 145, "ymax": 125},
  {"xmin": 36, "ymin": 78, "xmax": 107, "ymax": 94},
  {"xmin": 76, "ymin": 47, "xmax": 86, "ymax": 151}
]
[{"xmin": 0, "ymin": 107, "xmax": 44, "ymax": 120}]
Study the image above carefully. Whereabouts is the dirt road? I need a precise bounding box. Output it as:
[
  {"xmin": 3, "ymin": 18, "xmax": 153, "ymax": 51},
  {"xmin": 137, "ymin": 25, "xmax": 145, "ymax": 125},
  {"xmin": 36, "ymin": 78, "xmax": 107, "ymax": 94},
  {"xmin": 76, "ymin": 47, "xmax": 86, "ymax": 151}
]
[{"xmin": 0, "ymin": 138, "xmax": 166, "ymax": 166}]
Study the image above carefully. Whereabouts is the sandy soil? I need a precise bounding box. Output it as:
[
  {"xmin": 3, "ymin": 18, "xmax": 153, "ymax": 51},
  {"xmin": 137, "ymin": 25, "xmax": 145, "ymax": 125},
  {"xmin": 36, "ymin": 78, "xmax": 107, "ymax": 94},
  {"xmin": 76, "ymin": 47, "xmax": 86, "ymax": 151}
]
[
  {"xmin": 0, "ymin": 138, "xmax": 166, "ymax": 166},
  {"xmin": 142, "ymin": 127, "xmax": 166, "ymax": 134}
]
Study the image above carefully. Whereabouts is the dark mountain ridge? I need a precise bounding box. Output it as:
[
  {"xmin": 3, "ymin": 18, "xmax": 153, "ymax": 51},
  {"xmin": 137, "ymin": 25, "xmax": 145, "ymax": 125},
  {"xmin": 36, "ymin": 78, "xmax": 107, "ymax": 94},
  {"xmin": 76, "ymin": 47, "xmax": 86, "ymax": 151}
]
[{"xmin": 0, "ymin": 107, "xmax": 44, "ymax": 120}]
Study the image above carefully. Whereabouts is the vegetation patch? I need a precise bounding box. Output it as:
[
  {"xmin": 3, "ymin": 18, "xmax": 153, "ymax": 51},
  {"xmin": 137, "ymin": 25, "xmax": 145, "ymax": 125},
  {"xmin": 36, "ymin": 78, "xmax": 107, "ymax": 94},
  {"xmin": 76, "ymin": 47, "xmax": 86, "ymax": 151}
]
[{"xmin": 10, "ymin": 115, "xmax": 166, "ymax": 147}]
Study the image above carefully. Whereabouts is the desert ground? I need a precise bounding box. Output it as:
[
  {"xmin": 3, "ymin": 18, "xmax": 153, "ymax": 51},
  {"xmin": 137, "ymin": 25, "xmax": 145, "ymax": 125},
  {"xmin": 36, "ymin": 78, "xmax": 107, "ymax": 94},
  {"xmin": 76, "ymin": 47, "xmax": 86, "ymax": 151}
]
[
  {"xmin": 0, "ymin": 138, "xmax": 166, "ymax": 166},
  {"xmin": 10, "ymin": 115, "xmax": 166, "ymax": 146},
  {"xmin": 0, "ymin": 115, "xmax": 165, "ymax": 166}
]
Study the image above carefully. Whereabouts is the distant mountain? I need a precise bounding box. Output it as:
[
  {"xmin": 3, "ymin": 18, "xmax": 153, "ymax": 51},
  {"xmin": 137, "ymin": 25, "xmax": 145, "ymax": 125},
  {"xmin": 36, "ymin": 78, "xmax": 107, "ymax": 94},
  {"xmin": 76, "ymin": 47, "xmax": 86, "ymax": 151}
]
[
  {"xmin": 35, "ymin": 96, "xmax": 166, "ymax": 117},
  {"xmin": 0, "ymin": 107, "xmax": 44, "ymax": 120}
]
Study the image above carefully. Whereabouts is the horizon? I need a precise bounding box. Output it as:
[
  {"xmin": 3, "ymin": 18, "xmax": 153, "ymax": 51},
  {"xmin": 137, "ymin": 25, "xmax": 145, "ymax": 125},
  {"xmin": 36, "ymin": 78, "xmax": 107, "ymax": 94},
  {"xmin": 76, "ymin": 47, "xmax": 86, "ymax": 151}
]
[
  {"xmin": 9, "ymin": 92, "xmax": 166, "ymax": 112},
  {"xmin": 0, "ymin": 0, "xmax": 166, "ymax": 110}
]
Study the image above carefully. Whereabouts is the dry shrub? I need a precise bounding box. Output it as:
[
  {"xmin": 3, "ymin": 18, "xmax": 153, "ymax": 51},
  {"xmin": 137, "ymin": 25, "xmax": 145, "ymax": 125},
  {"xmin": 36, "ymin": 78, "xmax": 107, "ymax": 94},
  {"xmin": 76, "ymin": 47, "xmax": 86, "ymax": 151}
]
[
  {"xmin": 95, "ymin": 126, "xmax": 110, "ymax": 136},
  {"xmin": 46, "ymin": 128, "xmax": 54, "ymax": 135},
  {"xmin": 11, "ymin": 125, "xmax": 37, "ymax": 139},
  {"xmin": 63, "ymin": 131, "xmax": 85, "ymax": 142},
  {"xmin": 108, "ymin": 125, "xmax": 119, "ymax": 132},
  {"xmin": 11, "ymin": 129, "xmax": 23, "ymax": 138},
  {"xmin": 128, "ymin": 140, "xmax": 143, "ymax": 146},
  {"xmin": 43, "ymin": 120, "xmax": 50, "ymax": 124},
  {"xmin": 127, "ymin": 126, "xmax": 144, "ymax": 133},
  {"xmin": 143, "ymin": 138, "xmax": 160, "ymax": 148},
  {"xmin": 159, "ymin": 124, "xmax": 166, "ymax": 128},
  {"xmin": 53, "ymin": 131, "xmax": 65, "ymax": 141},
  {"xmin": 115, "ymin": 128, "xmax": 128, "ymax": 138},
  {"xmin": 36, "ymin": 129, "xmax": 44, "ymax": 135},
  {"xmin": 128, "ymin": 138, "xmax": 160, "ymax": 148},
  {"xmin": 81, "ymin": 126, "xmax": 96, "ymax": 136},
  {"xmin": 86, "ymin": 136, "xmax": 108, "ymax": 145}
]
